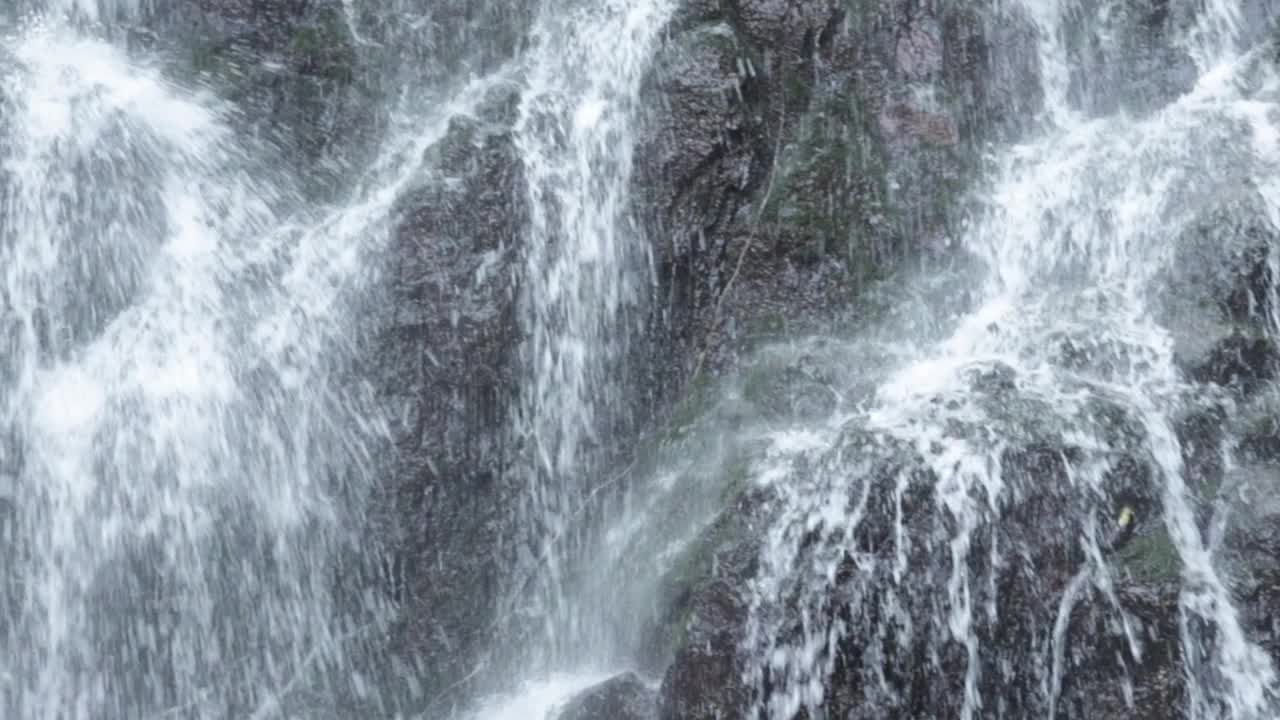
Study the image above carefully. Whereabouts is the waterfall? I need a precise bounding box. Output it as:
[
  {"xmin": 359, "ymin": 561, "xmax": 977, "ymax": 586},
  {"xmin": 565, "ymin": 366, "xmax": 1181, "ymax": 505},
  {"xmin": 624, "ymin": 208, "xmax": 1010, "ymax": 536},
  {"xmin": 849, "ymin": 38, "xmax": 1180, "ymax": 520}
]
[
  {"xmin": 508, "ymin": 0, "xmax": 672, "ymax": 671},
  {"xmin": 740, "ymin": 1, "xmax": 1280, "ymax": 718},
  {"xmin": 6, "ymin": 0, "xmax": 1279, "ymax": 718},
  {"xmin": 0, "ymin": 5, "xmax": 501, "ymax": 717}
]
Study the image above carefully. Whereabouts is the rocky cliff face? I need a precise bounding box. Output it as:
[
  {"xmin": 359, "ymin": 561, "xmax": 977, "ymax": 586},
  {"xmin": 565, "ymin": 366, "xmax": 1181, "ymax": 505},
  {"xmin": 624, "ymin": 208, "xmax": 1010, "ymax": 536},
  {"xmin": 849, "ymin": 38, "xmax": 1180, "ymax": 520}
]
[
  {"xmin": 356, "ymin": 0, "xmax": 1046, "ymax": 703},
  {"xmin": 125, "ymin": 0, "xmax": 1280, "ymax": 716},
  {"xmin": 636, "ymin": 0, "xmax": 1042, "ymax": 396}
]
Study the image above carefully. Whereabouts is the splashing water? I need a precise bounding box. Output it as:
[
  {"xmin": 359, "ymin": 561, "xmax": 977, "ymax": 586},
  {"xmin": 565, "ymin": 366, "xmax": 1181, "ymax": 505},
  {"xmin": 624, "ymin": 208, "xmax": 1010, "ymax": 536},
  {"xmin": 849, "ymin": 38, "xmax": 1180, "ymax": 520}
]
[
  {"xmin": 507, "ymin": 0, "xmax": 673, "ymax": 673},
  {"xmin": 742, "ymin": 2, "xmax": 1280, "ymax": 719},
  {"xmin": 465, "ymin": 672, "xmax": 612, "ymax": 720},
  {"xmin": 0, "ymin": 7, "xmax": 508, "ymax": 718}
]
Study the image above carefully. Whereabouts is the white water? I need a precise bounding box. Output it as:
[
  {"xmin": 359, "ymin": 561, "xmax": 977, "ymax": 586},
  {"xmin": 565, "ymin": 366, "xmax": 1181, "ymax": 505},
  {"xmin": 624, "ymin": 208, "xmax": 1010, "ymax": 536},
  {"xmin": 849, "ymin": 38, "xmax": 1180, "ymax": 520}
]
[
  {"xmin": 465, "ymin": 672, "xmax": 611, "ymax": 720},
  {"xmin": 0, "ymin": 7, "xmax": 508, "ymax": 718},
  {"xmin": 8, "ymin": 0, "xmax": 1277, "ymax": 718},
  {"xmin": 0, "ymin": 0, "xmax": 680, "ymax": 715},
  {"xmin": 741, "ymin": 1, "xmax": 1280, "ymax": 719},
  {"xmin": 508, "ymin": 0, "xmax": 673, "ymax": 674}
]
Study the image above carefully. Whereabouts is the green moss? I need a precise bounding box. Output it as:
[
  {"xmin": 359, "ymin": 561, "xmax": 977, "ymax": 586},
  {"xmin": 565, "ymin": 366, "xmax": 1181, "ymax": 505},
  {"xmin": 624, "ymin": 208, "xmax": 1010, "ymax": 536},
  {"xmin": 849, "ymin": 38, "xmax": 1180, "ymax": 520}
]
[
  {"xmin": 1115, "ymin": 527, "xmax": 1182, "ymax": 583},
  {"xmin": 738, "ymin": 312, "xmax": 788, "ymax": 352},
  {"xmin": 755, "ymin": 83, "xmax": 904, "ymax": 289},
  {"xmin": 658, "ymin": 505, "xmax": 743, "ymax": 654},
  {"xmin": 663, "ymin": 370, "xmax": 715, "ymax": 442},
  {"xmin": 288, "ymin": 9, "xmax": 357, "ymax": 83}
]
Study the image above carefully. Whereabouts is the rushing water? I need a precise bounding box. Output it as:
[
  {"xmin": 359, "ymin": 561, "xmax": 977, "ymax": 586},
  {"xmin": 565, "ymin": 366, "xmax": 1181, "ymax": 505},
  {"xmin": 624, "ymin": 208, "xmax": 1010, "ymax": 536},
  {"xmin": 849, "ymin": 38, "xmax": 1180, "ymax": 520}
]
[
  {"xmin": 6, "ymin": 0, "xmax": 1280, "ymax": 718},
  {"xmin": 738, "ymin": 2, "xmax": 1280, "ymax": 719},
  {"xmin": 507, "ymin": 0, "xmax": 673, "ymax": 674},
  {"xmin": 0, "ymin": 4, "xmax": 506, "ymax": 717}
]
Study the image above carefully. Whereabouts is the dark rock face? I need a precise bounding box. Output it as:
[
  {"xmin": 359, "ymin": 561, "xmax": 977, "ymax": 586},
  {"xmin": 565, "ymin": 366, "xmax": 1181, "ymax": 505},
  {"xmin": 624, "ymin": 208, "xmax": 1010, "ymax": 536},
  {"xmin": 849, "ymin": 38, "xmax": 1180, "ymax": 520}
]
[
  {"xmin": 1219, "ymin": 466, "xmax": 1280, "ymax": 656},
  {"xmin": 95, "ymin": 0, "xmax": 383, "ymax": 199},
  {"xmin": 363, "ymin": 86, "xmax": 526, "ymax": 702},
  {"xmin": 85, "ymin": 0, "xmax": 1280, "ymax": 716},
  {"xmin": 656, "ymin": 489, "xmax": 769, "ymax": 720},
  {"xmin": 637, "ymin": 0, "xmax": 1042, "ymax": 391},
  {"xmin": 1191, "ymin": 334, "xmax": 1280, "ymax": 395},
  {"xmin": 651, "ymin": 368, "xmax": 1199, "ymax": 719},
  {"xmin": 1058, "ymin": 0, "xmax": 1197, "ymax": 116},
  {"xmin": 556, "ymin": 673, "xmax": 657, "ymax": 720},
  {"xmin": 1160, "ymin": 198, "xmax": 1279, "ymax": 376},
  {"xmin": 142, "ymin": 2, "xmax": 537, "ymax": 706},
  {"xmin": 1054, "ymin": 0, "xmax": 1277, "ymax": 117}
]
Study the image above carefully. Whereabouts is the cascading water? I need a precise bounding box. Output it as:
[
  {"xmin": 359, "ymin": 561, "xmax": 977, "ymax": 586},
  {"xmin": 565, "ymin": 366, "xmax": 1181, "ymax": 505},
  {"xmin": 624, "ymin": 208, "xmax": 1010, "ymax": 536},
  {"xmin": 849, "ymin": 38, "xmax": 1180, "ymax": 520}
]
[
  {"xmin": 0, "ymin": 4, "xmax": 506, "ymax": 717},
  {"xmin": 507, "ymin": 0, "xmax": 672, "ymax": 673},
  {"xmin": 8, "ymin": 0, "xmax": 1279, "ymax": 718},
  {"xmin": 738, "ymin": 1, "xmax": 1280, "ymax": 719}
]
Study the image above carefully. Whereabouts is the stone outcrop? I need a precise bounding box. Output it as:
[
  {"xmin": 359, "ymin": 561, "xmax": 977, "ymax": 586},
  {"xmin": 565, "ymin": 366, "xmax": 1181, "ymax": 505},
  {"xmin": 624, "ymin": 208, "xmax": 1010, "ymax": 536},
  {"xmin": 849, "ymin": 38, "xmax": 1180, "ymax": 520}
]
[
  {"xmin": 556, "ymin": 673, "xmax": 657, "ymax": 720},
  {"xmin": 366, "ymin": 85, "xmax": 526, "ymax": 703},
  {"xmin": 637, "ymin": 0, "xmax": 1042, "ymax": 389},
  {"xmin": 650, "ymin": 363, "xmax": 1192, "ymax": 719},
  {"xmin": 121, "ymin": 0, "xmax": 1280, "ymax": 716}
]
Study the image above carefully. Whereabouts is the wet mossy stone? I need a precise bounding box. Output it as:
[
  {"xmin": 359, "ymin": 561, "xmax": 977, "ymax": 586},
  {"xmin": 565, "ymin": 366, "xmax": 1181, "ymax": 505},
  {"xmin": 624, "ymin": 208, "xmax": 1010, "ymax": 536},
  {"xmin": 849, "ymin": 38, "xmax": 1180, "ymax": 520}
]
[
  {"xmin": 1113, "ymin": 516, "xmax": 1182, "ymax": 584},
  {"xmin": 1190, "ymin": 332, "xmax": 1279, "ymax": 395},
  {"xmin": 286, "ymin": 7, "xmax": 357, "ymax": 83},
  {"xmin": 737, "ymin": 351, "xmax": 838, "ymax": 421},
  {"xmin": 556, "ymin": 673, "xmax": 656, "ymax": 720},
  {"xmin": 1240, "ymin": 417, "xmax": 1280, "ymax": 465}
]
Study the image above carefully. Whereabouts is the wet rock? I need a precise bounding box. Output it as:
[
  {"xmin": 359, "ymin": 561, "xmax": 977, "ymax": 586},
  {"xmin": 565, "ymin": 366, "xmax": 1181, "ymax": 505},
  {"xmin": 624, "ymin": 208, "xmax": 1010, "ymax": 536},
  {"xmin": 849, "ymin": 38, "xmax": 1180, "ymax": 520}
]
[
  {"xmin": 965, "ymin": 360, "xmax": 1018, "ymax": 395},
  {"xmin": 1190, "ymin": 333, "xmax": 1280, "ymax": 395},
  {"xmin": 125, "ymin": 0, "xmax": 384, "ymax": 198},
  {"xmin": 896, "ymin": 17, "xmax": 943, "ymax": 82},
  {"xmin": 639, "ymin": 0, "xmax": 1044, "ymax": 388},
  {"xmin": 556, "ymin": 673, "xmax": 656, "ymax": 720},
  {"xmin": 736, "ymin": 349, "xmax": 840, "ymax": 422},
  {"xmin": 656, "ymin": 570, "xmax": 752, "ymax": 720},
  {"xmin": 655, "ymin": 374, "xmax": 1181, "ymax": 718},
  {"xmin": 1218, "ymin": 466, "xmax": 1280, "ymax": 582},
  {"xmin": 1161, "ymin": 198, "xmax": 1279, "ymax": 375},
  {"xmin": 1054, "ymin": 580, "xmax": 1186, "ymax": 719},
  {"xmin": 1239, "ymin": 413, "xmax": 1280, "ymax": 466},
  {"xmin": 655, "ymin": 488, "xmax": 769, "ymax": 720},
  {"xmin": 363, "ymin": 86, "xmax": 526, "ymax": 702},
  {"xmin": 1061, "ymin": 0, "xmax": 1200, "ymax": 117},
  {"xmin": 1241, "ymin": 1, "xmax": 1280, "ymax": 62},
  {"xmin": 877, "ymin": 100, "xmax": 960, "ymax": 146},
  {"xmin": 1217, "ymin": 466, "xmax": 1280, "ymax": 659}
]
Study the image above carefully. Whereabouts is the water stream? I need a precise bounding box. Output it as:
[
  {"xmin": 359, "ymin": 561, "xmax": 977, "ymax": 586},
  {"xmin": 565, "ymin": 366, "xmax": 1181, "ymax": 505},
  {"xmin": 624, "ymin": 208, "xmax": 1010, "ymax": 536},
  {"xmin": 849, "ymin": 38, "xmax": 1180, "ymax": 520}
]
[
  {"xmin": 509, "ymin": 0, "xmax": 673, "ymax": 673},
  {"xmin": 738, "ymin": 2, "xmax": 1280, "ymax": 719},
  {"xmin": 0, "ymin": 3, "xmax": 500, "ymax": 717},
  {"xmin": 4, "ymin": 0, "xmax": 1280, "ymax": 718}
]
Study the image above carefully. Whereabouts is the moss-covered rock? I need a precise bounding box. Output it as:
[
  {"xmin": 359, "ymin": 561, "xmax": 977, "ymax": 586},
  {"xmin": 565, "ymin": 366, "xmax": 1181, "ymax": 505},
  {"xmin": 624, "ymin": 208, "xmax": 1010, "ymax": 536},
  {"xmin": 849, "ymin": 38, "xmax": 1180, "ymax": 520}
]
[
  {"xmin": 555, "ymin": 673, "xmax": 656, "ymax": 720},
  {"xmin": 1115, "ymin": 525, "xmax": 1182, "ymax": 583},
  {"xmin": 287, "ymin": 7, "xmax": 357, "ymax": 83},
  {"xmin": 639, "ymin": 0, "xmax": 1043, "ymax": 399}
]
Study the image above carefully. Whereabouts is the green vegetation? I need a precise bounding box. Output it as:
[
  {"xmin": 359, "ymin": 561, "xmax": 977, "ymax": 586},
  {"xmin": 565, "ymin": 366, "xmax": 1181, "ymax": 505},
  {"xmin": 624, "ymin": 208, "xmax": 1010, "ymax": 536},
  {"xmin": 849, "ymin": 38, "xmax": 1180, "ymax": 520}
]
[
  {"xmin": 287, "ymin": 8, "xmax": 357, "ymax": 83},
  {"xmin": 1115, "ymin": 526, "xmax": 1181, "ymax": 583}
]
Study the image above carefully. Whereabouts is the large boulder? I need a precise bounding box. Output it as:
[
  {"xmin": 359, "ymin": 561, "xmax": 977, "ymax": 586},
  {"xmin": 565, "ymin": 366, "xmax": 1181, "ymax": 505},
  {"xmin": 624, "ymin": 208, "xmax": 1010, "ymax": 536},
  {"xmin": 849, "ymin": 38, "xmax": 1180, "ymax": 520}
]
[
  {"xmin": 637, "ymin": 0, "xmax": 1042, "ymax": 400},
  {"xmin": 361, "ymin": 84, "xmax": 527, "ymax": 704},
  {"xmin": 654, "ymin": 362, "xmax": 1187, "ymax": 719},
  {"xmin": 555, "ymin": 673, "xmax": 657, "ymax": 720},
  {"xmin": 1158, "ymin": 196, "xmax": 1280, "ymax": 388}
]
